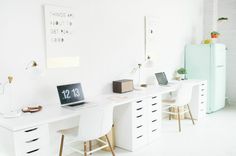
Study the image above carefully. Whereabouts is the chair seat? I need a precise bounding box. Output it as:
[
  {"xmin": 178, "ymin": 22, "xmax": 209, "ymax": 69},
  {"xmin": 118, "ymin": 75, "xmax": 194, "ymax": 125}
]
[
  {"xmin": 162, "ymin": 99, "xmax": 176, "ymax": 103},
  {"xmin": 162, "ymin": 100, "xmax": 189, "ymax": 107},
  {"xmin": 58, "ymin": 127, "xmax": 79, "ymax": 138}
]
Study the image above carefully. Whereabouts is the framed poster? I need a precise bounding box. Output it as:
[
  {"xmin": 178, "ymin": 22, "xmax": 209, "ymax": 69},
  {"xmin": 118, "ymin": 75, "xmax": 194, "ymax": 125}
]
[
  {"xmin": 145, "ymin": 16, "xmax": 159, "ymax": 60},
  {"xmin": 44, "ymin": 5, "xmax": 79, "ymax": 68}
]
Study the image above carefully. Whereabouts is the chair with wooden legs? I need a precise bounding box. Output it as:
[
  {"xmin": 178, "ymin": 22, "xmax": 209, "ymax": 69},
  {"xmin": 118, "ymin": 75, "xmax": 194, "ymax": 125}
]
[
  {"xmin": 58, "ymin": 105, "xmax": 115, "ymax": 156},
  {"xmin": 162, "ymin": 83, "xmax": 195, "ymax": 132}
]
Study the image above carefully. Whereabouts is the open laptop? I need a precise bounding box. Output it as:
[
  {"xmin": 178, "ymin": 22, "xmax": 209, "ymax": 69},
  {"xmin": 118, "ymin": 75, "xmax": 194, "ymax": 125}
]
[
  {"xmin": 155, "ymin": 72, "xmax": 177, "ymax": 86},
  {"xmin": 57, "ymin": 83, "xmax": 86, "ymax": 107},
  {"xmin": 155, "ymin": 72, "xmax": 168, "ymax": 85}
]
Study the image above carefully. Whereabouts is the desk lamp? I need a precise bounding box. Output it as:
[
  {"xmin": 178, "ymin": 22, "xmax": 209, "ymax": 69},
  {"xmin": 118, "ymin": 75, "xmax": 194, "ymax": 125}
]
[{"xmin": 132, "ymin": 56, "xmax": 154, "ymax": 89}]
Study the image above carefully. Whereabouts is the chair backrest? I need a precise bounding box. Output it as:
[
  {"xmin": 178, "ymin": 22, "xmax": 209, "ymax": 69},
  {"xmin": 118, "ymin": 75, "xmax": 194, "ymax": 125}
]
[
  {"xmin": 77, "ymin": 105, "xmax": 113, "ymax": 141},
  {"xmin": 175, "ymin": 83, "xmax": 193, "ymax": 106}
]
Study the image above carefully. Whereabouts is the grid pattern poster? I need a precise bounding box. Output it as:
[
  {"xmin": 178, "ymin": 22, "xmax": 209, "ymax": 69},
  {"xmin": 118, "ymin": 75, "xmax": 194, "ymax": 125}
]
[{"xmin": 44, "ymin": 5, "xmax": 79, "ymax": 68}]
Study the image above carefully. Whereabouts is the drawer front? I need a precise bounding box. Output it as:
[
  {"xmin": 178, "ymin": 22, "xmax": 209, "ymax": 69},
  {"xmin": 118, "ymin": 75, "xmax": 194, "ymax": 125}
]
[
  {"xmin": 147, "ymin": 95, "xmax": 161, "ymax": 111},
  {"xmin": 22, "ymin": 147, "xmax": 42, "ymax": 156},
  {"xmin": 134, "ymin": 123, "xmax": 146, "ymax": 137},
  {"xmin": 148, "ymin": 128, "xmax": 160, "ymax": 141},
  {"xmin": 200, "ymin": 82, "xmax": 207, "ymax": 89},
  {"xmin": 134, "ymin": 115, "xmax": 146, "ymax": 128},
  {"xmin": 200, "ymin": 87, "xmax": 207, "ymax": 94},
  {"xmin": 200, "ymin": 93, "xmax": 207, "ymax": 101},
  {"xmin": 148, "ymin": 96, "xmax": 160, "ymax": 105},
  {"xmin": 15, "ymin": 125, "xmax": 47, "ymax": 142},
  {"xmin": 149, "ymin": 102, "xmax": 160, "ymax": 112},
  {"xmin": 133, "ymin": 99, "xmax": 145, "ymax": 110},
  {"xmin": 149, "ymin": 110, "xmax": 160, "ymax": 121},
  {"xmin": 199, "ymin": 101, "xmax": 206, "ymax": 109},
  {"xmin": 132, "ymin": 132, "xmax": 147, "ymax": 150},
  {"xmin": 199, "ymin": 104, "xmax": 206, "ymax": 112},
  {"xmin": 134, "ymin": 105, "xmax": 145, "ymax": 117}
]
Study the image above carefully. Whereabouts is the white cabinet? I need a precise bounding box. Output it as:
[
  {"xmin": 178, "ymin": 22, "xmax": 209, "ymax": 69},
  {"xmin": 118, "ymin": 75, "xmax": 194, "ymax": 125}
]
[
  {"xmin": 188, "ymin": 81, "xmax": 207, "ymax": 120},
  {"xmin": 147, "ymin": 96, "xmax": 161, "ymax": 142},
  {"xmin": 198, "ymin": 81, "xmax": 207, "ymax": 118},
  {"xmin": 0, "ymin": 124, "xmax": 50, "ymax": 156},
  {"xmin": 114, "ymin": 94, "xmax": 161, "ymax": 151},
  {"xmin": 132, "ymin": 99, "xmax": 148, "ymax": 150}
]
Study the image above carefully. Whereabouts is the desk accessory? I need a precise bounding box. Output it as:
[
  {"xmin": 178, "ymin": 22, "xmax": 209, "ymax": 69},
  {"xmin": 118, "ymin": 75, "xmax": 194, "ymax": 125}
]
[
  {"xmin": 113, "ymin": 79, "xmax": 133, "ymax": 93},
  {"xmin": 22, "ymin": 105, "xmax": 42, "ymax": 113},
  {"xmin": 176, "ymin": 67, "xmax": 187, "ymax": 80},
  {"xmin": 131, "ymin": 56, "xmax": 153, "ymax": 89},
  {"xmin": 0, "ymin": 76, "xmax": 22, "ymax": 118}
]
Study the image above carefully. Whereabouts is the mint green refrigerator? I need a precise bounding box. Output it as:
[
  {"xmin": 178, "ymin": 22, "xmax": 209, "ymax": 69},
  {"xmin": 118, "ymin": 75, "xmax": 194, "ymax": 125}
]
[{"xmin": 185, "ymin": 44, "xmax": 226, "ymax": 113}]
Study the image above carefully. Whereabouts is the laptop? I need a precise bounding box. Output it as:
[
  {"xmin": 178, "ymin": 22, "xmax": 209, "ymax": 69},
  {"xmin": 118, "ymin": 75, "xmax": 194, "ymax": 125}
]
[
  {"xmin": 57, "ymin": 83, "xmax": 86, "ymax": 107},
  {"xmin": 155, "ymin": 72, "xmax": 169, "ymax": 86}
]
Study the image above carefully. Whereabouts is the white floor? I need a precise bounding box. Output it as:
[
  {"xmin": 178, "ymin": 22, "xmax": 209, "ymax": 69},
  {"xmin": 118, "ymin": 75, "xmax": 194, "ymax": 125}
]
[{"xmin": 69, "ymin": 105, "xmax": 236, "ymax": 156}]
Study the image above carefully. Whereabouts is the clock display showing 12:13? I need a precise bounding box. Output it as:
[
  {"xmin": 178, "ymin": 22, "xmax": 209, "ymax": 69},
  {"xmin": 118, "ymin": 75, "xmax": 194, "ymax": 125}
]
[{"xmin": 61, "ymin": 88, "xmax": 80, "ymax": 100}]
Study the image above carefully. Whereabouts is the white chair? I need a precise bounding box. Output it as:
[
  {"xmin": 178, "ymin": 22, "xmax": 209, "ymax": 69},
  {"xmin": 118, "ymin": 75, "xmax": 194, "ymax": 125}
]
[
  {"xmin": 162, "ymin": 83, "xmax": 195, "ymax": 132},
  {"xmin": 58, "ymin": 105, "xmax": 115, "ymax": 156}
]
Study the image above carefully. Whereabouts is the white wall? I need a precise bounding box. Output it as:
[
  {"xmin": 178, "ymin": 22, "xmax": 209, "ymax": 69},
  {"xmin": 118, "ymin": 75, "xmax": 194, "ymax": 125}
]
[
  {"xmin": 218, "ymin": 0, "xmax": 236, "ymax": 104},
  {"xmin": 0, "ymin": 0, "xmax": 204, "ymax": 108},
  {"xmin": 203, "ymin": 0, "xmax": 218, "ymax": 39}
]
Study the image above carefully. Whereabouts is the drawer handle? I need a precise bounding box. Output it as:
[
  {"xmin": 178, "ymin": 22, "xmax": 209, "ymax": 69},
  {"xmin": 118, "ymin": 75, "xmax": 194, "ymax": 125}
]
[
  {"xmin": 201, "ymin": 84, "xmax": 205, "ymax": 86},
  {"xmin": 137, "ymin": 125, "xmax": 143, "ymax": 129},
  {"xmin": 136, "ymin": 115, "xmax": 143, "ymax": 118},
  {"xmin": 152, "ymin": 119, "xmax": 157, "ymax": 123},
  {"xmin": 25, "ymin": 128, "xmax": 38, "ymax": 133},
  {"xmin": 201, "ymin": 94, "xmax": 204, "ymax": 96},
  {"xmin": 152, "ymin": 110, "xmax": 157, "ymax": 113},
  {"xmin": 136, "ymin": 107, "xmax": 143, "ymax": 111},
  {"xmin": 26, "ymin": 148, "xmax": 40, "ymax": 154},
  {"xmin": 26, "ymin": 138, "xmax": 39, "ymax": 143},
  {"xmin": 136, "ymin": 100, "xmax": 142, "ymax": 103},
  {"xmin": 201, "ymin": 102, "xmax": 204, "ymax": 104},
  {"xmin": 152, "ymin": 129, "xmax": 157, "ymax": 132},
  {"xmin": 137, "ymin": 135, "xmax": 143, "ymax": 139},
  {"xmin": 201, "ymin": 89, "xmax": 205, "ymax": 91},
  {"xmin": 152, "ymin": 103, "xmax": 157, "ymax": 106},
  {"xmin": 152, "ymin": 96, "xmax": 157, "ymax": 99}
]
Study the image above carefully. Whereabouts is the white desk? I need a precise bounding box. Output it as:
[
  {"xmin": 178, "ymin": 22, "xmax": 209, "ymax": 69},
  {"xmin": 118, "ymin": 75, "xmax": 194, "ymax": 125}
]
[{"xmin": 0, "ymin": 79, "xmax": 207, "ymax": 156}]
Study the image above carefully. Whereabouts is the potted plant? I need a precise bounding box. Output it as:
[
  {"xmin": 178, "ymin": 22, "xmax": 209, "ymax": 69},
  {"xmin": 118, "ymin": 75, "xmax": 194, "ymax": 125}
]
[
  {"xmin": 177, "ymin": 67, "xmax": 187, "ymax": 80},
  {"xmin": 211, "ymin": 31, "xmax": 220, "ymax": 38}
]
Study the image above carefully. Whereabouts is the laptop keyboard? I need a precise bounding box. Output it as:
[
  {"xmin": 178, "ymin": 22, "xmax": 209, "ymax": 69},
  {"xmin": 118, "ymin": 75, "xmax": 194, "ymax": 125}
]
[{"xmin": 68, "ymin": 102, "xmax": 86, "ymax": 107}]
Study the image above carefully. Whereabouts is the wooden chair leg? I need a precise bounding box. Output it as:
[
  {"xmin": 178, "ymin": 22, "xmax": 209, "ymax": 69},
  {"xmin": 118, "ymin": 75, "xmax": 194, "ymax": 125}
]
[
  {"xmin": 105, "ymin": 134, "xmax": 115, "ymax": 156},
  {"xmin": 59, "ymin": 135, "xmax": 64, "ymax": 156},
  {"xmin": 84, "ymin": 142, "xmax": 87, "ymax": 156},
  {"xmin": 177, "ymin": 107, "xmax": 181, "ymax": 132},
  {"xmin": 169, "ymin": 107, "xmax": 171, "ymax": 120},
  {"xmin": 187, "ymin": 104, "xmax": 195, "ymax": 125},
  {"xmin": 89, "ymin": 141, "xmax": 92, "ymax": 155}
]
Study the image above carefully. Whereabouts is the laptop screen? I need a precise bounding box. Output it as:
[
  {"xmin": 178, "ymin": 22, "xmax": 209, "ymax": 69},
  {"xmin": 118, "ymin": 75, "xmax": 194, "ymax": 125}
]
[
  {"xmin": 57, "ymin": 83, "xmax": 85, "ymax": 106},
  {"xmin": 155, "ymin": 72, "xmax": 168, "ymax": 85}
]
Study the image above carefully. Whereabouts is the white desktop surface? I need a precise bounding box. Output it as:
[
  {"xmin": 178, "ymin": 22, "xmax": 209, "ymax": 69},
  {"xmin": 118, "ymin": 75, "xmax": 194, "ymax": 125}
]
[{"xmin": 0, "ymin": 79, "xmax": 204, "ymax": 131}]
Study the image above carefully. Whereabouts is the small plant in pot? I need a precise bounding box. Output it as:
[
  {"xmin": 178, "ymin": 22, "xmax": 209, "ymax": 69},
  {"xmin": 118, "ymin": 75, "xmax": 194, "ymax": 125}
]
[
  {"xmin": 177, "ymin": 68, "xmax": 187, "ymax": 80},
  {"xmin": 211, "ymin": 31, "xmax": 220, "ymax": 38}
]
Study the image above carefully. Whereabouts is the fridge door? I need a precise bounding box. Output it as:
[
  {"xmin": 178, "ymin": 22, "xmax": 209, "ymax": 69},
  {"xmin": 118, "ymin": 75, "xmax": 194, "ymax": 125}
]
[
  {"xmin": 185, "ymin": 44, "xmax": 211, "ymax": 112},
  {"xmin": 211, "ymin": 44, "xmax": 226, "ymax": 112}
]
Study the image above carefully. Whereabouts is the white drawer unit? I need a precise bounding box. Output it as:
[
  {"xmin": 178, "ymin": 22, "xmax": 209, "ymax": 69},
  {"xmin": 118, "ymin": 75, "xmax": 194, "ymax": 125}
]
[
  {"xmin": 114, "ymin": 95, "xmax": 161, "ymax": 151},
  {"xmin": 187, "ymin": 80, "xmax": 207, "ymax": 120},
  {"xmin": 0, "ymin": 124, "xmax": 50, "ymax": 156},
  {"xmin": 198, "ymin": 81, "xmax": 207, "ymax": 118},
  {"xmin": 147, "ymin": 95, "xmax": 161, "ymax": 142}
]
